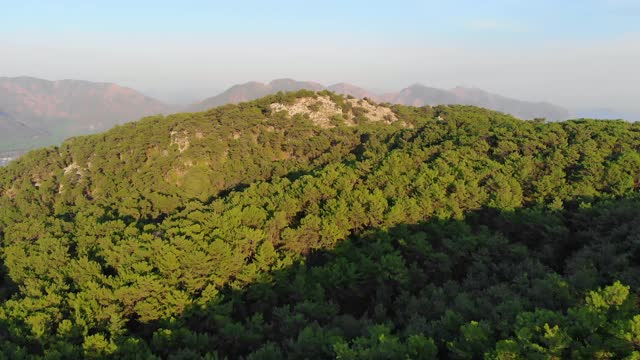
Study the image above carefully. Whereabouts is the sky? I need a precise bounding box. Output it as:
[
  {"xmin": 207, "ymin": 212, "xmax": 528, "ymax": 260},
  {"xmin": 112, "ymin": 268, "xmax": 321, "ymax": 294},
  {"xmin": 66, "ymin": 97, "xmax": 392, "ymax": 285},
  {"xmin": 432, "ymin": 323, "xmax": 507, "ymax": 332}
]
[{"xmin": 1, "ymin": 0, "xmax": 639, "ymax": 115}]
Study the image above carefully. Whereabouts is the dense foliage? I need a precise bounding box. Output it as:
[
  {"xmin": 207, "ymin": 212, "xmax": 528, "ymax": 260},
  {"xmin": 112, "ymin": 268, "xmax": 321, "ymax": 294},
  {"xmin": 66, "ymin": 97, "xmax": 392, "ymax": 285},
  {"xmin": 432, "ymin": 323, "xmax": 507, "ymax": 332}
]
[{"xmin": 1, "ymin": 91, "xmax": 640, "ymax": 358}]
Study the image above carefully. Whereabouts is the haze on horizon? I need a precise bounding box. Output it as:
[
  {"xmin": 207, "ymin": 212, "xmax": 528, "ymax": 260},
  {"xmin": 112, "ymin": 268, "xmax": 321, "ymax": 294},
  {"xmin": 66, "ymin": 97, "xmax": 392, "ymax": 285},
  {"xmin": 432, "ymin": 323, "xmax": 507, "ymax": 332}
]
[{"xmin": 1, "ymin": 0, "xmax": 639, "ymax": 117}]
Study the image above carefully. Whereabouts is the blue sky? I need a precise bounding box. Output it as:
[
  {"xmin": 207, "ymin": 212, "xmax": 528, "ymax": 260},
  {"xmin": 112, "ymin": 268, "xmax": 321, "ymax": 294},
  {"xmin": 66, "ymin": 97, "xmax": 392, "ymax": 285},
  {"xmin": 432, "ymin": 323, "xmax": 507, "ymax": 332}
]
[
  {"xmin": 1, "ymin": 0, "xmax": 639, "ymax": 114},
  {"xmin": 3, "ymin": 0, "xmax": 638, "ymax": 42}
]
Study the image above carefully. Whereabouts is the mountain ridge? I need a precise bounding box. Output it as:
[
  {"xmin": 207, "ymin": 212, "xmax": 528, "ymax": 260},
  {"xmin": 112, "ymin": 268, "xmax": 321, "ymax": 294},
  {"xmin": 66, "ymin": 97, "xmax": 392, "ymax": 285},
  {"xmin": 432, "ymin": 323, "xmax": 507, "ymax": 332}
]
[
  {"xmin": 189, "ymin": 79, "xmax": 570, "ymax": 121},
  {"xmin": 0, "ymin": 76, "xmax": 570, "ymax": 156}
]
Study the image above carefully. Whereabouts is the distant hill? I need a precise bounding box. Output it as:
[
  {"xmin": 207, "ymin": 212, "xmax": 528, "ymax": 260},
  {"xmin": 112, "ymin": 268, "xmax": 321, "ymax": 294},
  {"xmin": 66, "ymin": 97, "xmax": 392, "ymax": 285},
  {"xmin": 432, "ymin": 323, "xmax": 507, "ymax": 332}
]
[
  {"xmin": 188, "ymin": 79, "xmax": 325, "ymax": 111},
  {"xmin": 0, "ymin": 110, "xmax": 43, "ymax": 139},
  {"xmin": 383, "ymin": 84, "xmax": 570, "ymax": 121},
  {"xmin": 0, "ymin": 76, "xmax": 173, "ymax": 151},
  {"xmin": 190, "ymin": 79, "xmax": 570, "ymax": 121},
  {"xmin": 327, "ymin": 83, "xmax": 379, "ymax": 100}
]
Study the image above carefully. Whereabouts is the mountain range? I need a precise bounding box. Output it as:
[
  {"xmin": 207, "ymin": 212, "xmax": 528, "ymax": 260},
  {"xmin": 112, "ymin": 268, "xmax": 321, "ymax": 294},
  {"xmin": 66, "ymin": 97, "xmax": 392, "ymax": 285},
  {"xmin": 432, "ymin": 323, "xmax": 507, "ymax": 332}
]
[
  {"xmin": 189, "ymin": 79, "xmax": 570, "ymax": 122},
  {"xmin": 0, "ymin": 76, "xmax": 571, "ymax": 155}
]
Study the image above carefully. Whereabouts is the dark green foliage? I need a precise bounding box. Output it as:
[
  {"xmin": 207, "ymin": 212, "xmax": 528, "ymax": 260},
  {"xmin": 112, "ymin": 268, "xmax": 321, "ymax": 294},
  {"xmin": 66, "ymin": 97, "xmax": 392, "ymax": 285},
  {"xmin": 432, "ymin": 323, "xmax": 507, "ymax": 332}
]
[{"xmin": 1, "ymin": 91, "xmax": 640, "ymax": 358}]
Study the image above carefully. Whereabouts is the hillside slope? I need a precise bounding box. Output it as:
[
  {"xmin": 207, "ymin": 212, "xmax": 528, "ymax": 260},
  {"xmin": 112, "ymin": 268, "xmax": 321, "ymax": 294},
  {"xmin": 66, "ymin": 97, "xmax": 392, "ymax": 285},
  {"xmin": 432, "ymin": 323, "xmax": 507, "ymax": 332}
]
[{"xmin": 0, "ymin": 91, "xmax": 639, "ymax": 358}]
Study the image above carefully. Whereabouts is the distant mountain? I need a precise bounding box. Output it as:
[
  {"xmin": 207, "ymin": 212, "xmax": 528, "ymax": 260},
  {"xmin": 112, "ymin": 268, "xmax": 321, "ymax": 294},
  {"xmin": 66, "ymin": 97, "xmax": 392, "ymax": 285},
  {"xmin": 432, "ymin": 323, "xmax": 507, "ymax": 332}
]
[
  {"xmin": 383, "ymin": 84, "xmax": 454, "ymax": 106},
  {"xmin": 327, "ymin": 83, "xmax": 379, "ymax": 100},
  {"xmin": 0, "ymin": 76, "xmax": 173, "ymax": 151},
  {"xmin": 188, "ymin": 79, "xmax": 324, "ymax": 111},
  {"xmin": 190, "ymin": 80, "xmax": 570, "ymax": 121},
  {"xmin": 0, "ymin": 111, "xmax": 41, "ymax": 137},
  {"xmin": 383, "ymin": 85, "xmax": 570, "ymax": 121}
]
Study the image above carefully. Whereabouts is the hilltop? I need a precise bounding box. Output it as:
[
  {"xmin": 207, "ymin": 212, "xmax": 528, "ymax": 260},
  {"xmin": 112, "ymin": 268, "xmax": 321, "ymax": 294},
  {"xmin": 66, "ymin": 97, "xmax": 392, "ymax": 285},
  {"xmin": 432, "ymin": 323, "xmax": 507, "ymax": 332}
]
[{"xmin": 1, "ymin": 91, "xmax": 640, "ymax": 358}]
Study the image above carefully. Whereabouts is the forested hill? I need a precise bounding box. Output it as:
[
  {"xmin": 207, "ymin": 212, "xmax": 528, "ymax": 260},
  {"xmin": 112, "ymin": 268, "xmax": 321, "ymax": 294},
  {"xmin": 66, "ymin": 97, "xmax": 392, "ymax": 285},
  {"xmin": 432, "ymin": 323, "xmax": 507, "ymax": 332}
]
[{"xmin": 1, "ymin": 91, "xmax": 640, "ymax": 359}]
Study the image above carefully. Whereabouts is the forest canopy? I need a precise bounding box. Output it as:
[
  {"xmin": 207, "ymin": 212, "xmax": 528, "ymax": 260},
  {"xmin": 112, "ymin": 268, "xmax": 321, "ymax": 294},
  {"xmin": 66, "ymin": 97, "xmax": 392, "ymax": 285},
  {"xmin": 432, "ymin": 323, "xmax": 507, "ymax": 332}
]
[{"xmin": 1, "ymin": 91, "xmax": 640, "ymax": 359}]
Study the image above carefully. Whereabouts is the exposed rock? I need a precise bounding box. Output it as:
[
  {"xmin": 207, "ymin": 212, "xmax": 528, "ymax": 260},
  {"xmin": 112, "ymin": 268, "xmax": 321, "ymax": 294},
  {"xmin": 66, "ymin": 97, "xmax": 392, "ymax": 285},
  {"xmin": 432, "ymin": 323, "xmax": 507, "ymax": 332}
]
[
  {"xmin": 170, "ymin": 131, "xmax": 190, "ymax": 153},
  {"xmin": 63, "ymin": 162, "xmax": 83, "ymax": 176},
  {"xmin": 346, "ymin": 98, "xmax": 398, "ymax": 124},
  {"xmin": 270, "ymin": 95, "xmax": 400, "ymax": 128},
  {"xmin": 270, "ymin": 96, "xmax": 344, "ymax": 128}
]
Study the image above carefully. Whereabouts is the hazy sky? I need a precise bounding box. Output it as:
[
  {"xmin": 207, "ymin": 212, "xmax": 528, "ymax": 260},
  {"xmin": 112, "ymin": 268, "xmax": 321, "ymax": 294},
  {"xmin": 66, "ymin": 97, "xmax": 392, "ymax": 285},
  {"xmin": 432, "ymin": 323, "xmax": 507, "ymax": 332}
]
[{"xmin": 1, "ymin": 0, "xmax": 639, "ymax": 114}]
